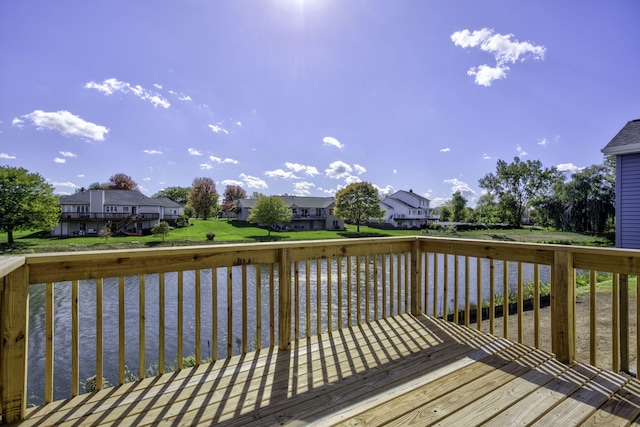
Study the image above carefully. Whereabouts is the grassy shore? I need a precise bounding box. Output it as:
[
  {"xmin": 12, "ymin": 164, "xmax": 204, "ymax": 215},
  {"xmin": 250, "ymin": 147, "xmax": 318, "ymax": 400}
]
[{"xmin": 0, "ymin": 219, "xmax": 613, "ymax": 254}]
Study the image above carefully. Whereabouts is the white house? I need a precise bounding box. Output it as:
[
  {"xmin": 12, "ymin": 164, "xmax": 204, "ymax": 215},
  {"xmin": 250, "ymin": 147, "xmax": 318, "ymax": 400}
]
[
  {"xmin": 380, "ymin": 189, "xmax": 435, "ymax": 228},
  {"xmin": 55, "ymin": 190, "xmax": 184, "ymax": 236}
]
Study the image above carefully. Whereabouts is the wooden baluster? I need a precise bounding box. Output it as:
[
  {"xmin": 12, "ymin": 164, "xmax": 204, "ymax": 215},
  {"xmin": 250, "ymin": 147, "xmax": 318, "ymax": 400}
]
[
  {"xmin": 72, "ymin": 280, "xmax": 79, "ymax": 395},
  {"xmin": 374, "ymin": 254, "xmax": 379, "ymax": 320},
  {"xmin": 464, "ymin": 257, "xmax": 470, "ymax": 327},
  {"xmin": 139, "ymin": 275, "xmax": 145, "ymax": 380},
  {"xmin": 433, "ymin": 253, "xmax": 439, "ymax": 317},
  {"xmin": 389, "ymin": 253, "xmax": 394, "ymax": 317},
  {"xmin": 317, "ymin": 259, "xmax": 322, "ymax": 333},
  {"xmin": 45, "ymin": 282, "xmax": 54, "ymax": 402},
  {"xmin": 424, "ymin": 251, "xmax": 430, "ymax": 316},
  {"xmin": 612, "ymin": 272, "xmax": 620, "ymax": 372},
  {"xmin": 337, "ymin": 257, "xmax": 343, "ymax": 327},
  {"xmin": 226, "ymin": 267, "xmax": 232, "ymax": 358},
  {"xmin": 347, "ymin": 256, "xmax": 353, "ymax": 326},
  {"xmin": 489, "ymin": 259, "xmax": 495, "ymax": 335},
  {"xmin": 327, "ymin": 258, "xmax": 333, "ymax": 330},
  {"xmin": 242, "ymin": 265, "xmax": 248, "ymax": 353},
  {"xmin": 365, "ymin": 255, "xmax": 370, "ymax": 323},
  {"xmin": 620, "ymin": 273, "xmax": 629, "ymax": 373},
  {"xmin": 256, "ymin": 265, "xmax": 262, "ymax": 351},
  {"xmin": 476, "ymin": 258, "xmax": 482, "ymax": 331},
  {"xmin": 382, "ymin": 254, "xmax": 387, "ymax": 319},
  {"xmin": 294, "ymin": 262, "xmax": 300, "ymax": 342},
  {"xmin": 118, "ymin": 276, "xmax": 125, "ymax": 385},
  {"xmin": 212, "ymin": 268, "xmax": 218, "ymax": 360},
  {"xmin": 454, "ymin": 256, "xmax": 459, "ymax": 324},
  {"xmin": 278, "ymin": 248, "xmax": 292, "ymax": 351},
  {"xmin": 503, "ymin": 261, "xmax": 509, "ymax": 340},
  {"xmin": 404, "ymin": 251, "xmax": 409, "ymax": 313},
  {"xmin": 517, "ymin": 262, "xmax": 523, "ymax": 344},
  {"xmin": 305, "ymin": 260, "xmax": 311, "ymax": 337},
  {"xmin": 96, "ymin": 278, "xmax": 103, "ymax": 390},
  {"xmin": 443, "ymin": 255, "xmax": 449, "ymax": 320},
  {"xmin": 356, "ymin": 256, "xmax": 362, "ymax": 325},
  {"xmin": 410, "ymin": 240, "xmax": 421, "ymax": 316},
  {"xmin": 270, "ymin": 264, "xmax": 275, "ymax": 347},
  {"xmin": 589, "ymin": 270, "xmax": 597, "ymax": 366},
  {"xmin": 159, "ymin": 273, "xmax": 165, "ymax": 373},
  {"xmin": 534, "ymin": 265, "xmax": 540, "ymax": 349},
  {"xmin": 178, "ymin": 271, "xmax": 184, "ymax": 368},
  {"xmin": 196, "ymin": 269, "xmax": 202, "ymax": 363}
]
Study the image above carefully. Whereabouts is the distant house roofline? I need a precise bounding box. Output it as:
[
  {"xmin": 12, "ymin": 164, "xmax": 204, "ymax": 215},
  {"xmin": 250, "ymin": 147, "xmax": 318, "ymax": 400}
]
[{"xmin": 602, "ymin": 118, "xmax": 640, "ymax": 155}]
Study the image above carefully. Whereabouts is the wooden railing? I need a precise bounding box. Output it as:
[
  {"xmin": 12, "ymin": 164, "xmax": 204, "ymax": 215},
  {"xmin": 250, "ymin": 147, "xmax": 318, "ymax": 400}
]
[{"xmin": 2, "ymin": 236, "xmax": 640, "ymax": 424}]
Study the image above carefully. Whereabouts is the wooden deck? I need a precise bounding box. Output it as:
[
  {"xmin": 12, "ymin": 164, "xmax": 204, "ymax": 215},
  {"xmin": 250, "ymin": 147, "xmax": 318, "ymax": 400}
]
[{"xmin": 15, "ymin": 314, "xmax": 640, "ymax": 426}]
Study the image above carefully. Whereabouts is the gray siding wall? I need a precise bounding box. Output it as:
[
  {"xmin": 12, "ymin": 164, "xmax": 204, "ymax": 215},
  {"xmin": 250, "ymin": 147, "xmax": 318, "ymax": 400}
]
[{"xmin": 617, "ymin": 153, "xmax": 640, "ymax": 248}]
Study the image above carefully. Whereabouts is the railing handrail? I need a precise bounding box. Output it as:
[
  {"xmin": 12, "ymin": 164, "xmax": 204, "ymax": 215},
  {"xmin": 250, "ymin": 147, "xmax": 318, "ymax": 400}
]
[{"xmin": 5, "ymin": 236, "xmax": 640, "ymax": 424}]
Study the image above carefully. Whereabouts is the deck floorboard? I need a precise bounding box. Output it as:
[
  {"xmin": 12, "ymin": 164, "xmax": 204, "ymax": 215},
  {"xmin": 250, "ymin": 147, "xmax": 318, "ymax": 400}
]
[{"xmin": 17, "ymin": 314, "xmax": 640, "ymax": 426}]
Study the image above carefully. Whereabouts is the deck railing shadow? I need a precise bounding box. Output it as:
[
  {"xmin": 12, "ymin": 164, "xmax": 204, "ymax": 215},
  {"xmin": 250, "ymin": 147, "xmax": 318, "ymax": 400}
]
[{"xmin": 3, "ymin": 236, "xmax": 640, "ymax": 424}]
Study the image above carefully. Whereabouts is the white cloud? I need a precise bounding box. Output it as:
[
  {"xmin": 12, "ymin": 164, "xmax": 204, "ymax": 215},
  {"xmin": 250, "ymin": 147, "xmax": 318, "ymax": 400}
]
[
  {"xmin": 143, "ymin": 149, "xmax": 162, "ymax": 155},
  {"xmin": 483, "ymin": 153, "xmax": 492, "ymax": 160},
  {"xmin": 11, "ymin": 117, "xmax": 24, "ymax": 128},
  {"xmin": 432, "ymin": 197, "xmax": 449, "ymax": 207},
  {"xmin": 557, "ymin": 163, "xmax": 583, "ymax": 174},
  {"xmin": 208, "ymin": 124, "xmax": 229, "ymax": 134},
  {"xmin": 153, "ymin": 83, "xmax": 163, "ymax": 89},
  {"xmin": 85, "ymin": 78, "xmax": 170, "ymax": 108},
  {"xmin": 516, "ymin": 144, "xmax": 528, "ymax": 157},
  {"xmin": 323, "ymin": 136, "xmax": 344, "ymax": 149},
  {"xmin": 451, "ymin": 28, "xmax": 546, "ymax": 86},
  {"xmin": 353, "ymin": 164, "xmax": 366, "ymax": 175},
  {"xmin": 393, "ymin": 169, "xmax": 398, "ymax": 174},
  {"xmin": 236, "ymin": 121, "xmax": 242, "ymax": 126},
  {"xmin": 374, "ymin": 184, "xmax": 395, "ymax": 197},
  {"xmin": 53, "ymin": 157, "xmax": 66, "ymax": 163},
  {"xmin": 59, "ymin": 151, "xmax": 77, "ymax": 158},
  {"xmin": 200, "ymin": 163, "xmax": 213, "ymax": 170},
  {"xmin": 285, "ymin": 162, "xmax": 320, "ymax": 176},
  {"xmin": 240, "ymin": 173, "xmax": 268, "ymax": 189},
  {"xmin": 48, "ymin": 181, "xmax": 79, "ymax": 188},
  {"xmin": 77, "ymin": 174, "xmax": 85, "ymax": 178},
  {"xmin": 467, "ymin": 65, "xmax": 508, "ymax": 87},
  {"xmin": 292, "ymin": 181, "xmax": 315, "ymax": 196},
  {"xmin": 143, "ymin": 177, "xmax": 151, "ymax": 181},
  {"xmin": 444, "ymin": 178, "xmax": 477, "ymax": 199},
  {"xmin": 538, "ymin": 137, "xmax": 550, "ymax": 147},
  {"xmin": 221, "ymin": 179, "xmax": 244, "ymax": 187},
  {"xmin": 209, "ymin": 155, "xmax": 238, "ymax": 164},
  {"xmin": 0, "ymin": 153, "xmax": 16, "ymax": 159},
  {"xmin": 188, "ymin": 148, "xmax": 202, "ymax": 156},
  {"xmin": 345, "ymin": 175, "xmax": 362, "ymax": 184},
  {"xmin": 265, "ymin": 168, "xmax": 299, "ymax": 179},
  {"xmin": 22, "ymin": 110, "xmax": 109, "ymax": 141},
  {"xmin": 440, "ymin": 148, "xmax": 451, "ymax": 153},
  {"xmin": 325, "ymin": 160, "xmax": 353, "ymax": 179}
]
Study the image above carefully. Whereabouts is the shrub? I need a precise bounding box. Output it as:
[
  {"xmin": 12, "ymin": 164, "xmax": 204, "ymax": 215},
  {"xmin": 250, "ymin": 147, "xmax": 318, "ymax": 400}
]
[{"xmin": 206, "ymin": 232, "xmax": 215, "ymax": 241}]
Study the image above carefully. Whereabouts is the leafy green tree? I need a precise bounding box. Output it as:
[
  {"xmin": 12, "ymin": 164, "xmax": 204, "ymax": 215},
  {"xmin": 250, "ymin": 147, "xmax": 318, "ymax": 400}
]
[
  {"xmin": 439, "ymin": 205, "xmax": 451, "ymax": 222},
  {"xmin": 474, "ymin": 193, "xmax": 502, "ymax": 225},
  {"xmin": 451, "ymin": 191, "xmax": 467, "ymax": 222},
  {"xmin": 247, "ymin": 196, "xmax": 293, "ymax": 236},
  {"xmin": 221, "ymin": 185, "xmax": 247, "ymax": 215},
  {"xmin": 88, "ymin": 182, "xmax": 103, "ymax": 190},
  {"xmin": 151, "ymin": 221, "xmax": 171, "ymax": 242},
  {"xmin": 108, "ymin": 173, "xmax": 138, "ymax": 190},
  {"xmin": 188, "ymin": 177, "xmax": 218, "ymax": 219},
  {"xmin": 153, "ymin": 186, "xmax": 190, "ymax": 205},
  {"xmin": 478, "ymin": 157, "xmax": 561, "ymax": 227},
  {"xmin": 334, "ymin": 182, "xmax": 384, "ymax": 233},
  {"xmin": 0, "ymin": 166, "xmax": 60, "ymax": 244}
]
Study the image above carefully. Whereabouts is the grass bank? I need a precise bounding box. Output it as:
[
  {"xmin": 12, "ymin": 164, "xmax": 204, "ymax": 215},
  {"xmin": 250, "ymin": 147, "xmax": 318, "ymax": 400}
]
[{"xmin": 0, "ymin": 219, "xmax": 612, "ymax": 255}]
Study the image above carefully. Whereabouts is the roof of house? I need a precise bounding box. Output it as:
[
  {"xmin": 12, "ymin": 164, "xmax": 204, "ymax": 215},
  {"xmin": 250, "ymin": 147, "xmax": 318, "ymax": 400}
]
[
  {"xmin": 383, "ymin": 190, "xmax": 430, "ymax": 208},
  {"xmin": 602, "ymin": 119, "xmax": 640, "ymax": 155},
  {"xmin": 60, "ymin": 190, "xmax": 181, "ymax": 208}
]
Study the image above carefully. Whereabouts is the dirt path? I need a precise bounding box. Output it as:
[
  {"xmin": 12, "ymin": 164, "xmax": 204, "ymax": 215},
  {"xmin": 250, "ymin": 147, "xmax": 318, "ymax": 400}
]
[{"xmin": 470, "ymin": 293, "xmax": 637, "ymax": 374}]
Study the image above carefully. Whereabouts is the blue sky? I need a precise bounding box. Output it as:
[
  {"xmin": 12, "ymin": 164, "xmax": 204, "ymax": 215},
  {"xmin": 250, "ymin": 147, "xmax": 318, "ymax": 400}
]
[{"xmin": 1, "ymin": 1, "xmax": 639, "ymax": 206}]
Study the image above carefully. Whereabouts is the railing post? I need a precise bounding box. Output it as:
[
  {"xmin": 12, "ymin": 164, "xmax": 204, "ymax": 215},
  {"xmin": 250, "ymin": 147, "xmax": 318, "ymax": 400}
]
[
  {"xmin": 278, "ymin": 248, "xmax": 292, "ymax": 351},
  {"xmin": 411, "ymin": 239, "xmax": 422, "ymax": 315},
  {"xmin": 1, "ymin": 263, "xmax": 29, "ymax": 424},
  {"xmin": 551, "ymin": 250, "xmax": 575, "ymax": 364},
  {"xmin": 619, "ymin": 274, "xmax": 629, "ymax": 373}
]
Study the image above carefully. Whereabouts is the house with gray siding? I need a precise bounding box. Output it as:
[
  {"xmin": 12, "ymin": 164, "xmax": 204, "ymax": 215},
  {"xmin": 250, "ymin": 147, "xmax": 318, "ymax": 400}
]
[
  {"xmin": 602, "ymin": 118, "xmax": 640, "ymax": 248},
  {"xmin": 380, "ymin": 189, "xmax": 436, "ymax": 228},
  {"xmin": 55, "ymin": 190, "xmax": 184, "ymax": 236}
]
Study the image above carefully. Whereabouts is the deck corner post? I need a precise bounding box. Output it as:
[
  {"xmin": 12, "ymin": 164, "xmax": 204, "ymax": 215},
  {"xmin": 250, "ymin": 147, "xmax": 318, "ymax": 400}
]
[
  {"xmin": 410, "ymin": 239, "xmax": 422, "ymax": 315},
  {"xmin": 1, "ymin": 262, "xmax": 29, "ymax": 424},
  {"xmin": 278, "ymin": 248, "xmax": 292, "ymax": 351},
  {"xmin": 551, "ymin": 250, "xmax": 576, "ymax": 364}
]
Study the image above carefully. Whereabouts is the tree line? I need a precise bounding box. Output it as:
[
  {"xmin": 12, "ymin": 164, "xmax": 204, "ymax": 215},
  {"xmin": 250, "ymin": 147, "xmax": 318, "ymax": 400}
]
[{"xmin": 0, "ymin": 155, "xmax": 616, "ymax": 244}]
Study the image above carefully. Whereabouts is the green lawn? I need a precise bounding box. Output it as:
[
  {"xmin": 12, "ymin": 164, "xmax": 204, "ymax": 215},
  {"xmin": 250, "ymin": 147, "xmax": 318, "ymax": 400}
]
[{"xmin": 0, "ymin": 220, "xmax": 613, "ymax": 254}]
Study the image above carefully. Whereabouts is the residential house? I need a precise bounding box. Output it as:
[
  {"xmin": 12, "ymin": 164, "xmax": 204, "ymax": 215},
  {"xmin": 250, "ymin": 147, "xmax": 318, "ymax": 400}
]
[
  {"xmin": 55, "ymin": 190, "xmax": 184, "ymax": 236},
  {"xmin": 236, "ymin": 196, "xmax": 344, "ymax": 231},
  {"xmin": 380, "ymin": 189, "xmax": 436, "ymax": 228},
  {"xmin": 602, "ymin": 118, "xmax": 640, "ymax": 248}
]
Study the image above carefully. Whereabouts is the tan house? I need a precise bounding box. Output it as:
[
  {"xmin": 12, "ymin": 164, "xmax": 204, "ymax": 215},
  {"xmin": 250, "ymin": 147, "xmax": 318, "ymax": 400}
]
[{"xmin": 236, "ymin": 196, "xmax": 344, "ymax": 231}]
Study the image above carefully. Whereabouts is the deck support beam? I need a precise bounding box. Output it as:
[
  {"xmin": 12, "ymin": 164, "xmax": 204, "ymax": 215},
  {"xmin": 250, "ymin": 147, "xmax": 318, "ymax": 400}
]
[
  {"xmin": 551, "ymin": 250, "xmax": 575, "ymax": 364},
  {"xmin": 1, "ymin": 262, "xmax": 29, "ymax": 424}
]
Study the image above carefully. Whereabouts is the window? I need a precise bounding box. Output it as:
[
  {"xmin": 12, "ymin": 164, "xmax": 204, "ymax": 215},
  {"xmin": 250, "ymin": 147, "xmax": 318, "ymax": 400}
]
[
  {"xmin": 316, "ymin": 208, "xmax": 323, "ymax": 216},
  {"xmin": 123, "ymin": 206, "xmax": 129, "ymax": 213}
]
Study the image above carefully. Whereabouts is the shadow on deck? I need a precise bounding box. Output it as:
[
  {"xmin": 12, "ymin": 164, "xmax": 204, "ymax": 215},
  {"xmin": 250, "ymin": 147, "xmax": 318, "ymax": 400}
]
[{"xmin": 17, "ymin": 314, "xmax": 640, "ymax": 426}]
